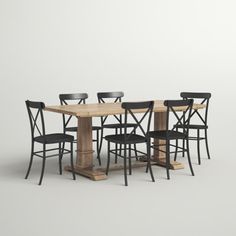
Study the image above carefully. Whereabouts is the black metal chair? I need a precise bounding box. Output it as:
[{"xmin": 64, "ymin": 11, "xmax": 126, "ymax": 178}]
[
  {"xmin": 97, "ymin": 91, "xmax": 138, "ymax": 163},
  {"xmin": 25, "ymin": 100, "xmax": 76, "ymax": 185},
  {"xmin": 148, "ymin": 99, "xmax": 194, "ymax": 179},
  {"xmin": 59, "ymin": 93, "xmax": 102, "ymax": 165},
  {"xmin": 174, "ymin": 92, "xmax": 211, "ymax": 165},
  {"xmin": 105, "ymin": 101, "xmax": 155, "ymax": 186}
]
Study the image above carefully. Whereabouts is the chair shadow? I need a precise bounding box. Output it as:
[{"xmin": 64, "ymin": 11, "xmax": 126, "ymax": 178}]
[{"xmin": 0, "ymin": 154, "xmax": 69, "ymax": 181}]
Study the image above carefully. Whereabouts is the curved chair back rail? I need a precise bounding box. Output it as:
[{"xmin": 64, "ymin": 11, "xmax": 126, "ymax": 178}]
[
  {"xmin": 122, "ymin": 101, "xmax": 154, "ymax": 110},
  {"xmin": 180, "ymin": 92, "xmax": 211, "ymax": 99},
  {"xmin": 26, "ymin": 100, "xmax": 45, "ymax": 109},
  {"xmin": 164, "ymin": 99, "xmax": 193, "ymax": 107},
  {"xmin": 59, "ymin": 93, "xmax": 88, "ymax": 104},
  {"xmin": 97, "ymin": 91, "xmax": 124, "ymax": 101}
]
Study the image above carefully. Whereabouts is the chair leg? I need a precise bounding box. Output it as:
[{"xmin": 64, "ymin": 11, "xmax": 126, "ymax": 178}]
[
  {"xmin": 38, "ymin": 144, "xmax": 46, "ymax": 185},
  {"xmin": 182, "ymin": 138, "xmax": 185, "ymax": 157},
  {"xmin": 147, "ymin": 141, "xmax": 155, "ymax": 182},
  {"xmin": 204, "ymin": 129, "xmax": 211, "ymax": 159},
  {"xmin": 61, "ymin": 141, "xmax": 65, "ymax": 158},
  {"xmin": 124, "ymin": 144, "xmax": 128, "ymax": 186},
  {"xmin": 106, "ymin": 141, "xmax": 111, "ymax": 175},
  {"xmin": 70, "ymin": 142, "xmax": 76, "ymax": 180},
  {"xmin": 174, "ymin": 139, "xmax": 178, "ymax": 161},
  {"xmin": 197, "ymin": 129, "xmax": 201, "ymax": 165},
  {"xmin": 186, "ymin": 139, "xmax": 194, "ymax": 176},
  {"xmin": 97, "ymin": 128, "xmax": 104, "ymax": 162},
  {"xmin": 133, "ymin": 130, "xmax": 138, "ymax": 160},
  {"xmin": 119, "ymin": 127, "xmax": 122, "ymax": 156},
  {"xmin": 59, "ymin": 143, "xmax": 62, "ymax": 175},
  {"xmin": 128, "ymin": 144, "xmax": 132, "ymax": 175},
  {"xmin": 133, "ymin": 144, "xmax": 138, "ymax": 160},
  {"xmin": 25, "ymin": 141, "xmax": 34, "ymax": 179},
  {"xmin": 96, "ymin": 129, "xmax": 101, "ymax": 166},
  {"xmin": 115, "ymin": 128, "xmax": 118, "ymax": 164},
  {"xmin": 146, "ymin": 138, "xmax": 150, "ymax": 173},
  {"xmin": 166, "ymin": 141, "xmax": 170, "ymax": 180}
]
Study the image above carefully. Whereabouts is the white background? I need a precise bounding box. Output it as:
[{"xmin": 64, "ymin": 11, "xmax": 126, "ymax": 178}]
[{"xmin": 0, "ymin": 1, "xmax": 235, "ymax": 236}]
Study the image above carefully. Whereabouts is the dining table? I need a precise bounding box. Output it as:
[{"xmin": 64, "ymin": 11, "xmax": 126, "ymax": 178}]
[{"xmin": 45, "ymin": 100, "xmax": 205, "ymax": 181}]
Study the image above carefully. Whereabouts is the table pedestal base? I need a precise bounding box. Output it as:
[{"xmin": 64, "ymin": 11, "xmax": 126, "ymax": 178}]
[
  {"xmin": 65, "ymin": 165, "xmax": 107, "ymax": 181},
  {"xmin": 139, "ymin": 156, "xmax": 184, "ymax": 170},
  {"xmin": 153, "ymin": 158, "xmax": 184, "ymax": 170},
  {"xmin": 65, "ymin": 158, "xmax": 184, "ymax": 181}
]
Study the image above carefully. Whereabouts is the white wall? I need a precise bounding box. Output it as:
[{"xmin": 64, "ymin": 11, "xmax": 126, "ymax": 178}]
[{"xmin": 0, "ymin": 0, "xmax": 235, "ymax": 158}]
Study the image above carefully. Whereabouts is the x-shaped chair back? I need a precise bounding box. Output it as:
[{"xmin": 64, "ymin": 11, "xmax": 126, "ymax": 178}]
[
  {"xmin": 59, "ymin": 93, "xmax": 88, "ymax": 133},
  {"xmin": 181, "ymin": 92, "xmax": 211, "ymax": 126},
  {"xmin": 164, "ymin": 99, "xmax": 194, "ymax": 135},
  {"xmin": 97, "ymin": 91, "xmax": 124, "ymax": 126},
  {"xmin": 25, "ymin": 100, "xmax": 46, "ymax": 139},
  {"xmin": 121, "ymin": 101, "xmax": 154, "ymax": 141}
]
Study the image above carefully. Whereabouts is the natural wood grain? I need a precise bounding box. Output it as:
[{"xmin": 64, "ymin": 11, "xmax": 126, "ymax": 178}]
[
  {"xmin": 154, "ymin": 158, "xmax": 184, "ymax": 170},
  {"xmin": 76, "ymin": 117, "xmax": 93, "ymax": 168},
  {"xmin": 65, "ymin": 165, "xmax": 107, "ymax": 181},
  {"xmin": 96, "ymin": 160, "xmax": 154, "ymax": 172},
  {"xmin": 153, "ymin": 112, "xmax": 167, "ymax": 160},
  {"xmin": 65, "ymin": 161, "xmax": 156, "ymax": 181},
  {"xmin": 45, "ymin": 100, "xmax": 206, "ymax": 118}
]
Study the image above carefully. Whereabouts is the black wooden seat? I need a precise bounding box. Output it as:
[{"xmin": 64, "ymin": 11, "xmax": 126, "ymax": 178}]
[
  {"xmin": 25, "ymin": 100, "xmax": 76, "ymax": 185},
  {"xmin": 34, "ymin": 133, "xmax": 74, "ymax": 144},
  {"xmin": 105, "ymin": 134, "xmax": 146, "ymax": 144},
  {"xmin": 149, "ymin": 130, "xmax": 187, "ymax": 140},
  {"xmin": 175, "ymin": 124, "xmax": 208, "ymax": 130},
  {"xmin": 65, "ymin": 126, "xmax": 101, "ymax": 132}
]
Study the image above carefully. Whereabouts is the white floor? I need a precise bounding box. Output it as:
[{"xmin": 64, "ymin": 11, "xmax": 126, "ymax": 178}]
[{"xmin": 0, "ymin": 151, "xmax": 235, "ymax": 236}]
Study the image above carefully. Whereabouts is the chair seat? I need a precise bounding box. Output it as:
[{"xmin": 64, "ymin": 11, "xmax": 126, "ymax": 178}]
[
  {"xmin": 149, "ymin": 130, "xmax": 187, "ymax": 140},
  {"xmin": 34, "ymin": 133, "xmax": 74, "ymax": 144},
  {"xmin": 174, "ymin": 124, "xmax": 208, "ymax": 129},
  {"xmin": 65, "ymin": 126, "xmax": 101, "ymax": 132},
  {"xmin": 103, "ymin": 123, "xmax": 136, "ymax": 129},
  {"xmin": 105, "ymin": 134, "xmax": 147, "ymax": 144}
]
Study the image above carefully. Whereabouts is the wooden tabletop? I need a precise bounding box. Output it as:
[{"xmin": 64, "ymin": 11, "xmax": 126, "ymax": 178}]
[{"xmin": 45, "ymin": 100, "xmax": 206, "ymax": 118}]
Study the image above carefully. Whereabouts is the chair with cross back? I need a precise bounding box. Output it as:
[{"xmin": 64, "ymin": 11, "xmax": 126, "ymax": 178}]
[
  {"xmin": 148, "ymin": 99, "xmax": 195, "ymax": 179},
  {"xmin": 59, "ymin": 93, "xmax": 102, "ymax": 165},
  {"xmin": 97, "ymin": 92, "xmax": 138, "ymax": 164},
  {"xmin": 174, "ymin": 92, "xmax": 211, "ymax": 165},
  {"xmin": 105, "ymin": 101, "xmax": 155, "ymax": 186},
  {"xmin": 25, "ymin": 100, "xmax": 76, "ymax": 185}
]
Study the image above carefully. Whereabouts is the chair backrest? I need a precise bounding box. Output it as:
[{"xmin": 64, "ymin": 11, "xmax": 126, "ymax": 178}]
[
  {"xmin": 180, "ymin": 92, "xmax": 211, "ymax": 126},
  {"xmin": 97, "ymin": 91, "xmax": 124, "ymax": 126},
  {"xmin": 59, "ymin": 93, "xmax": 88, "ymax": 132},
  {"xmin": 164, "ymin": 99, "xmax": 193, "ymax": 134},
  {"xmin": 25, "ymin": 100, "xmax": 46, "ymax": 139},
  {"xmin": 121, "ymin": 101, "xmax": 154, "ymax": 141}
]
